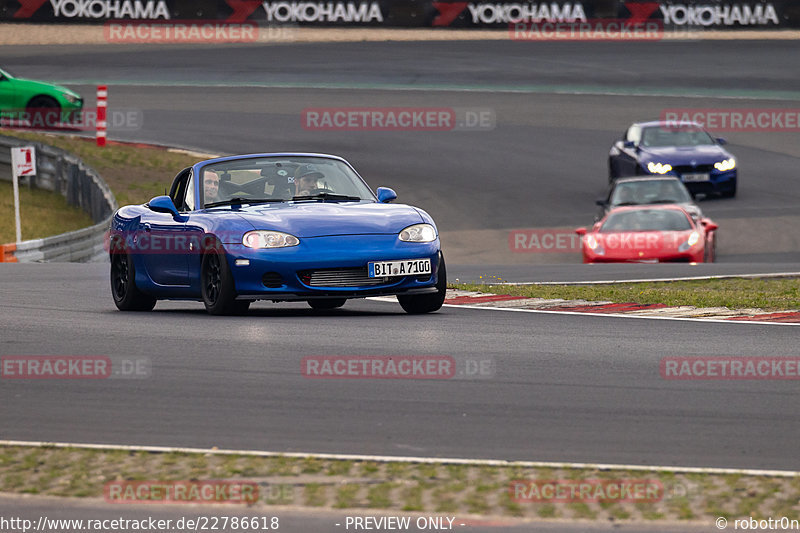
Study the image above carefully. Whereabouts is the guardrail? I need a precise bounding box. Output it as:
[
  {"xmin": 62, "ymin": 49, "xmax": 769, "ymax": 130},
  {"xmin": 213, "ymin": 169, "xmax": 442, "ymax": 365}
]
[{"xmin": 0, "ymin": 134, "xmax": 117, "ymax": 262}]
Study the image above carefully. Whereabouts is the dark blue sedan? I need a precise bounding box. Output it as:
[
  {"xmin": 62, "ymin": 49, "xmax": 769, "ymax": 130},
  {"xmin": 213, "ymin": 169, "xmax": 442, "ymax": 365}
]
[
  {"xmin": 109, "ymin": 153, "xmax": 445, "ymax": 315},
  {"xmin": 608, "ymin": 121, "xmax": 737, "ymax": 197}
]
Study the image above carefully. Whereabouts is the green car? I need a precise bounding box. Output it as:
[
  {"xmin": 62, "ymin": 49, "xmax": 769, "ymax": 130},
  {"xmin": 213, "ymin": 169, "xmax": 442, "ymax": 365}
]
[{"xmin": 0, "ymin": 67, "xmax": 83, "ymax": 123}]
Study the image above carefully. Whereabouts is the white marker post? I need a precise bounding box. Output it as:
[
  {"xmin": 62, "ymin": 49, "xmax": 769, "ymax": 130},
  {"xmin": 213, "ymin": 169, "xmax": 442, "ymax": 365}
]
[{"xmin": 10, "ymin": 146, "xmax": 37, "ymax": 244}]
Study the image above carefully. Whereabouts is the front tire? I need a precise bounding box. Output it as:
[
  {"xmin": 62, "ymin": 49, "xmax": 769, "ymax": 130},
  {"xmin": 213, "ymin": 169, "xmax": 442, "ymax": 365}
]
[
  {"xmin": 110, "ymin": 249, "xmax": 156, "ymax": 311},
  {"xmin": 608, "ymin": 159, "xmax": 617, "ymax": 184},
  {"xmin": 201, "ymin": 247, "xmax": 244, "ymax": 315},
  {"xmin": 398, "ymin": 253, "xmax": 447, "ymax": 314},
  {"xmin": 308, "ymin": 299, "xmax": 346, "ymax": 310},
  {"xmin": 704, "ymin": 234, "xmax": 717, "ymax": 263},
  {"xmin": 26, "ymin": 96, "xmax": 60, "ymax": 127}
]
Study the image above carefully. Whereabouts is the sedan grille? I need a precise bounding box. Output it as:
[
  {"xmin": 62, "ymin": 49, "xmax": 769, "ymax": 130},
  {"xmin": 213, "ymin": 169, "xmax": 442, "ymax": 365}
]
[
  {"xmin": 298, "ymin": 267, "xmax": 390, "ymax": 287},
  {"xmin": 673, "ymin": 164, "xmax": 714, "ymax": 174}
]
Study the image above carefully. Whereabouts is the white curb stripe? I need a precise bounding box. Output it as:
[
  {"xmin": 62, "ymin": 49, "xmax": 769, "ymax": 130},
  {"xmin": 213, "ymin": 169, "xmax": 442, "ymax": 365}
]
[
  {"xmin": 0, "ymin": 440, "xmax": 798, "ymax": 478},
  {"xmin": 441, "ymin": 303, "xmax": 800, "ymax": 326}
]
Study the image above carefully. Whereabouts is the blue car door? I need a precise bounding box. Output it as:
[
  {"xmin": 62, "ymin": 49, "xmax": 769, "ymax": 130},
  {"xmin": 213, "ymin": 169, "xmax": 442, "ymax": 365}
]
[{"xmin": 138, "ymin": 211, "xmax": 189, "ymax": 286}]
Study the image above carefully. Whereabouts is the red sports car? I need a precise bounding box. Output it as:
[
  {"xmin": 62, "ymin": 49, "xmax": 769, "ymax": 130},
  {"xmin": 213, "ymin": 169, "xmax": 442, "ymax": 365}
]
[{"xmin": 575, "ymin": 205, "xmax": 718, "ymax": 263}]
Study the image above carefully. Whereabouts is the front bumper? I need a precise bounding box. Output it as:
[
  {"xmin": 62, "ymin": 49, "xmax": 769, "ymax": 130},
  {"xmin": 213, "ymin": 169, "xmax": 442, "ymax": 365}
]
[
  {"xmin": 582, "ymin": 249, "xmax": 705, "ymax": 263},
  {"xmin": 639, "ymin": 167, "xmax": 736, "ymax": 195},
  {"xmin": 223, "ymin": 234, "xmax": 441, "ymax": 301},
  {"xmin": 679, "ymin": 169, "xmax": 736, "ymax": 196}
]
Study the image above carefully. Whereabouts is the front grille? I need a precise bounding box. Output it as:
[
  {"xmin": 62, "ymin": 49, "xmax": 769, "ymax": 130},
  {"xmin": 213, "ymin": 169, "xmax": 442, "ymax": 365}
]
[
  {"xmin": 298, "ymin": 267, "xmax": 390, "ymax": 287},
  {"xmin": 674, "ymin": 164, "xmax": 714, "ymax": 174}
]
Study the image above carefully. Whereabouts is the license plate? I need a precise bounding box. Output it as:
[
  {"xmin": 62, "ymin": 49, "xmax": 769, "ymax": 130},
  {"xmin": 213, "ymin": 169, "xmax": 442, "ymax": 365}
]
[
  {"xmin": 682, "ymin": 173, "xmax": 710, "ymax": 182},
  {"xmin": 368, "ymin": 259, "xmax": 432, "ymax": 278}
]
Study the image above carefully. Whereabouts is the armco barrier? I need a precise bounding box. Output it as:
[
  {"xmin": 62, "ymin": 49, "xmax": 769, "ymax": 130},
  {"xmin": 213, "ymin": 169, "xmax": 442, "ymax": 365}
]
[{"xmin": 0, "ymin": 134, "xmax": 117, "ymax": 262}]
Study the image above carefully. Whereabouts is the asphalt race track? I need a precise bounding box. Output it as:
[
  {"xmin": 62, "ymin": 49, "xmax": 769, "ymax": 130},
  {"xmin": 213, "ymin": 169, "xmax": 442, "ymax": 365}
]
[
  {"xmin": 1, "ymin": 39, "xmax": 800, "ymax": 531},
  {"xmin": 1, "ymin": 262, "xmax": 799, "ymax": 471},
  {"xmin": 2, "ymin": 40, "xmax": 800, "ymax": 265}
]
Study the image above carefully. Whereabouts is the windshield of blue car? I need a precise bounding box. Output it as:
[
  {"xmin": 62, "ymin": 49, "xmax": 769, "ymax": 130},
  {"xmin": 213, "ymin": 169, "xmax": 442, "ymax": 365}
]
[
  {"xmin": 601, "ymin": 209, "xmax": 693, "ymax": 232},
  {"xmin": 610, "ymin": 180, "xmax": 693, "ymax": 206},
  {"xmin": 640, "ymin": 126, "xmax": 715, "ymax": 147},
  {"xmin": 200, "ymin": 156, "xmax": 375, "ymax": 207}
]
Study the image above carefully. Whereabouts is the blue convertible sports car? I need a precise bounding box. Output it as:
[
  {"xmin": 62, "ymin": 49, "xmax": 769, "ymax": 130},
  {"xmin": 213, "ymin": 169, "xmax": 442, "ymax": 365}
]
[
  {"xmin": 109, "ymin": 153, "xmax": 446, "ymax": 315},
  {"xmin": 608, "ymin": 121, "xmax": 737, "ymax": 197}
]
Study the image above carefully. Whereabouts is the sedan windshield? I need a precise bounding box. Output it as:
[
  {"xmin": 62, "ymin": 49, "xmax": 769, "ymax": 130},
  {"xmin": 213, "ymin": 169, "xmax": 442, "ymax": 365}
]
[
  {"xmin": 601, "ymin": 209, "xmax": 693, "ymax": 232},
  {"xmin": 610, "ymin": 180, "xmax": 693, "ymax": 206},
  {"xmin": 641, "ymin": 126, "xmax": 715, "ymax": 147},
  {"xmin": 199, "ymin": 156, "xmax": 375, "ymax": 207}
]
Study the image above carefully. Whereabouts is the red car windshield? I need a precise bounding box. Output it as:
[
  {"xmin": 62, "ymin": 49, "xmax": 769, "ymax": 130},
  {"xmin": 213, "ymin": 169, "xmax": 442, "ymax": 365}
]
[{"xmin": 601, "ymin": 209, "xmax": 693, "ymax": 232}]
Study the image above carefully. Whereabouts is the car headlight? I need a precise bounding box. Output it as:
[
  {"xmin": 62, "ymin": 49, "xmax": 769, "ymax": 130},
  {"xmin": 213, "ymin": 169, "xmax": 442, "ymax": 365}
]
[
  {"xmin": 714, "ymin": 158, "xmax": 736, "ymax": 171},
  {"xmin": 243, "ymin": 231, "xmax": 299, "ymax": 249},
  {"xmin": 585, "ymin": 235, "xmax": 605, "ymax": 255},
  {"xmin": 399, "ymin": 223, "xmax": 436, "ymax": 243},
  {"xmin": 647, "ymin": 162, "xmax": 673, "ymax": 175},
  {"xmin": 678, "ymin": 231, "xmax": 700, "ymax": 252},
  {"xmin": 62, "ymin": 92, "xmax": 80, "ymax": 105}
]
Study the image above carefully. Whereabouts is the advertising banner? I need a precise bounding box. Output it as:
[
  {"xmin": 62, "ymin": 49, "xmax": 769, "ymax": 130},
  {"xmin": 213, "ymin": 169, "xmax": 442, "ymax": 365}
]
[{"xmin": 1, "ymin": 0, "xmax": 796, "ymax": 28}]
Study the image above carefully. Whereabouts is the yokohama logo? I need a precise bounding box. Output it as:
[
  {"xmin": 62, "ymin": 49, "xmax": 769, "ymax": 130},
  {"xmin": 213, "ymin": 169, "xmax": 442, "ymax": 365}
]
[
  {"xmin": 12, "ymin": 0, "xmax": 171, "ymax": 19},
  {"xmin": 433, "ymin": 2, "xmax": 586, "ymax": 26},
  {"xmin": 262, "ymin": 1, "xmax": 383, "ymax": 22},
  {"xmin": 659, "ymin": 3, "xmax": 779, "ymax": 26}
]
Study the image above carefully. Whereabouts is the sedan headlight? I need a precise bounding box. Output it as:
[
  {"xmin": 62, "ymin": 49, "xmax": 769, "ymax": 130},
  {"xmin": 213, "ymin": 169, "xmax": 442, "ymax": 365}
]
[
  {"xmin": 62, "ymin": 92, "xmax": 80, "ymax": 105},
  {"xmin": 399, "ymin": 223, "xmax": 436, "ymax": 242},
  {"xmin": 647, "ymin": 162, "xmax": 673, "ymax": 175},
  {"xmin": 243, "ymin": 231, "xmax": 299, "ymax": 249},
  {"xmin": 714, "ymin": 158, "xmax": 736, "ymax": 172}
]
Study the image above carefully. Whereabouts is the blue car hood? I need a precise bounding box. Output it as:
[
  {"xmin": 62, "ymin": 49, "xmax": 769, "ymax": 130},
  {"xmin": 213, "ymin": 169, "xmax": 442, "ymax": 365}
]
[
  {"xmin": 640, "ymin": 145, "xmax": 728, "ymax": 164},
  {"xmin": 232, "ymin": 201, "xmax": 425, "ymax": 238}
]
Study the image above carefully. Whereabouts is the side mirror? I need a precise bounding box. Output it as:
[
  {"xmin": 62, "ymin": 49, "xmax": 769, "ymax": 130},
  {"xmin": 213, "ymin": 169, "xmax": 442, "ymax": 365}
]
[
  {"xmin": 623, "ymin": 140, "xmax": 636, "ymax": 149},
  {"xmin": 376, "ymin": 187, "xmax": 397, "ymax": 203},
  {"xmin": 575, "ymin": 227, "xmax": 587, "ymax": 236},
  {"xmin": 701, "ymin": 219, "xmax": 718, "ymax": 232},
  {"xmin": 148, "ymin": 195, "xmax": 180, "ymax": 217},
  {"xmin": 716, "ymin": 137, "xmax": 727, "ymax": 145},
  {"xmin": 595, "ymin": 198, "xmax": 607, "ymax": 207}
]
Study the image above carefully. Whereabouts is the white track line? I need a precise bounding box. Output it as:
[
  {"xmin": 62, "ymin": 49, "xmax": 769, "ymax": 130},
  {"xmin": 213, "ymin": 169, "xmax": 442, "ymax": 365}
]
[
  {"xmin": 1, "ymin": 440, "xmax": 798, "ymax": 478},
  {"xmin": 441, "ymin": 303, "xmax": 800, "ymax": 326},
  {"xmin": 501, "ymin": 272, "xmax": 800, "ymax": 286}
]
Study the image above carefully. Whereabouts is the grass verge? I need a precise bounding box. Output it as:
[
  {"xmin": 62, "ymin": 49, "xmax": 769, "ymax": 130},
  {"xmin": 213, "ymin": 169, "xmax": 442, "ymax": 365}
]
[
  {"xmin": 1, "ymin": 131, "xmax": 201, "ymax": 207},
  {"xmin": 0, "ymin": 180, "xmax": 94, "ymax": 243},
  {"xmin": 1, "ymin": 445, "xmax": 798, "ymax": 523},
  {"xmin": 453, "ymin": 278, "xmax": 800, "ymax": 312}
]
